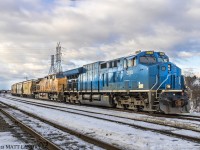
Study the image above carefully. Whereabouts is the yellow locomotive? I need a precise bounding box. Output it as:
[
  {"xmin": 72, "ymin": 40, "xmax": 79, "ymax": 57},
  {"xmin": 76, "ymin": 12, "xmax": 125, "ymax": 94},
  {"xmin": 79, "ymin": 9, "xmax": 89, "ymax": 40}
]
[
  {"xmin": 35, "ymin": 74, "xmax": 67, "ymax": 100},
  {"xmin": 11, "ymin": 74, "xmax": 67, "ymax": 101}
]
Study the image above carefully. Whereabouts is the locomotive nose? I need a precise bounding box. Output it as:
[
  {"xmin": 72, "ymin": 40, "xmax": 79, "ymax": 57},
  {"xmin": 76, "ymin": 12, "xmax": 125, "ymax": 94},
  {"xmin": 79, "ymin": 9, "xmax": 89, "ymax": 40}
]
[
  {"xmin": 158, "ymin": 62, "xmax": 182, "ymax": 90},
  {"xmin": 159, "ymin": 62, "xmax": 173, "ymax": 74}
]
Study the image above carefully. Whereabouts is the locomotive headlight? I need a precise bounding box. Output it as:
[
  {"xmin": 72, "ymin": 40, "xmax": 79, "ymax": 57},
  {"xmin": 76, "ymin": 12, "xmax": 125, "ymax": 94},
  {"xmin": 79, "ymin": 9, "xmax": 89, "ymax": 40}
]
[
  {"xmin": 166, "ymin": 84, "xmax": 171, "ymax": 89},
  {"xmin": 168, "ymin": 64, "xmax": 171, "ymax": 71}
]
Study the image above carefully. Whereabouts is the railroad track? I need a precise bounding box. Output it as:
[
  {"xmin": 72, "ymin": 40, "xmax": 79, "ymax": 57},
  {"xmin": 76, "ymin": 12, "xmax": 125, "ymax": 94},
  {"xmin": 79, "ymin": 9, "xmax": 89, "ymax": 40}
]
[
  {"xmin": 5, "ymin": 95, "xmax": 200, "ymax": 122},
  {"xmin": 6, "ymin": 93, "xmax": 200, "ymax": 122},
  {"xmin": 6, "ymin": 94, "xmax": 200, "ymax": 122},
  {"xmin": 0, "ymin": 104, "xmax": 60, "ymax": 150},
  {"xmin": 176, "ymin": 114, "xmax": 200, "ymax": 120},
  {"xmin": 108, "ymin": 105, "xmax": 200, "ymax": 122},
  {"xmin": 0, "ymin": 104, "xmax": 45, "ymax": 150},
  {"xmin": 139, "ymin": 112, "xmax": 200, "ymax": 122},
  {"xmin": 1, "ymin": 96, "xmax": 200, "ymax": 144},
  {"xmin": 0, "ymin": 101, "xmax": 120, "ymax": 150},
  {"xmin": 3, "ymin": 96, "xmax": 200, "ymax": 126},
  {"xmin": 4, "ymin": 96, "xmax": 200, "ymax": 125}
]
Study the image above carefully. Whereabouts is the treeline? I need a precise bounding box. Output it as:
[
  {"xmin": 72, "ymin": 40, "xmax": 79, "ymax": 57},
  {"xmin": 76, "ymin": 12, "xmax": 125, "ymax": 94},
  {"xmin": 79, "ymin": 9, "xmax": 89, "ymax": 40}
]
[{"xmin": 185, "ymin": 76, "xmax": 200, "ymax": 111}]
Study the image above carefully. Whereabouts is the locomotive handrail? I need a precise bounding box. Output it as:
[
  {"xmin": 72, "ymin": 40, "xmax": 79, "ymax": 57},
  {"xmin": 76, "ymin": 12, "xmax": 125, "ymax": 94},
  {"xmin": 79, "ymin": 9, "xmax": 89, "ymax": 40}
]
[
  {"xmin": 151, "ymin": 75, "xmax": 158, "ymax": 90},
  {"xmin": 156, "ymin": 74, "xmax": 171, "ymax": 91},
  {"xmin": 156, "ymin": 74, "xmax": 171, "ymax": 98}
]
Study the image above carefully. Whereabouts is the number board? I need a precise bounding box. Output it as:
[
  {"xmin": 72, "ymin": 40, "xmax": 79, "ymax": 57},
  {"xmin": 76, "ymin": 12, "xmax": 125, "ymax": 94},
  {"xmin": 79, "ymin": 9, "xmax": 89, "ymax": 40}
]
[
  {"xmin": 146, "ymin": 51, "xmax": 154, "ymax": 55},
  {"xmin": 159, "ymin": 52, "xmax": 165, "ymax": 56}
]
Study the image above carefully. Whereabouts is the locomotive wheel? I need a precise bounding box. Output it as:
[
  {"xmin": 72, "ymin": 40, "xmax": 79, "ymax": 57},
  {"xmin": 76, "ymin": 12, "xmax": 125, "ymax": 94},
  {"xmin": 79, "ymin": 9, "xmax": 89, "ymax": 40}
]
[
  {"xmin": 123, "ymin": 104, "xmax": 129, "ymax": 110},
  {"xmin": 77, "ymin": 101, "xmax": 81, "ymax": 105}
]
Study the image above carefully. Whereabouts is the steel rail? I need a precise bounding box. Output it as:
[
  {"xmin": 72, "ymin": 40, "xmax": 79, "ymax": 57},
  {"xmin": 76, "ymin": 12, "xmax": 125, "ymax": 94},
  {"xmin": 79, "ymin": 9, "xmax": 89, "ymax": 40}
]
[
  {"xmin": 1, "ymin": 100, "xmax": 200, "ymax": 144},
  {"xmin": 6, "ymin": 96, "xmax": 200, "ymax": 121},
  {"xmin": 4, "ymin": 96, "xmax": 200, "ymax": 132},
  {"xmin": 0, "ymin": 108, "xmax": 61, "ymax": 150},
  {"xmin": 0, "ymin": 101, "xmax": 120, "ymax": 150},
  {"xmin": 6, "ymin": 95, "xmax": 200, "ymax": 121}
]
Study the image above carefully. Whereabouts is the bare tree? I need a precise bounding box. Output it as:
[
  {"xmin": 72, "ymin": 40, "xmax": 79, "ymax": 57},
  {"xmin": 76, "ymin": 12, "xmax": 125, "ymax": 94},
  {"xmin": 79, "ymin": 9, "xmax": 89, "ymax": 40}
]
[{"xmin": 184, "ymin": 70, "xmax": 200, "ymax": 112}]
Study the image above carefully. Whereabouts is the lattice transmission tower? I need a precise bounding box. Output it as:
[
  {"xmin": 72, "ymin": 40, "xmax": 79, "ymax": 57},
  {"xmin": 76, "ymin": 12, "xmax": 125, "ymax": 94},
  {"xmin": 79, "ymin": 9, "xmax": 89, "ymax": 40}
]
[
  {"xmin": 48, "ymin": 55, "xmax": 56, "ymax": 75},
  {"xmin": 55, "ymin": 42, "xmax": 63, "ymax": 74}
]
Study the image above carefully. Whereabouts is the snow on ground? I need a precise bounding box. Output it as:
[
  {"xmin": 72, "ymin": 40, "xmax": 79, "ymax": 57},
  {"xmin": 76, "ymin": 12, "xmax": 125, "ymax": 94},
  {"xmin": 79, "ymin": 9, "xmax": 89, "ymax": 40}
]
[
  {"xmin": 6, "ymin": 109, "xmax": 102, "ymax": 150},
  {"xmin": 0, "ymin": 97, "xmax": 200, "ymax": 150},
  {"xmin": 0, "ymin": 112, "xmax": 40, "ymax": 150},
  {"xmin": 6, "ymin": 95, "xmax": 200, "ymax": 129},
  {"xmin": 0, "ymin": 132, "xmax": 23, "ymax": 145},
  {"xmin": 189, "ymin": 112, "xmax": 200, "ymax": 116},
  {"xmin": 188, "ymin": 100, "xmax": 200, "ymax": 114},
  {"xmin": 0, "ymin": 135, "xmax": 40, "ymax": 150}
]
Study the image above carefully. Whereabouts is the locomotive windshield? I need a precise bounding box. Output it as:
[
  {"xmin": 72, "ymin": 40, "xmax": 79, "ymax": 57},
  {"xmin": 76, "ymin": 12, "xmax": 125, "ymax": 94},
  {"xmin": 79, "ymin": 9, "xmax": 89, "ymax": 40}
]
[
  {"xmin": 140, "ymin": 56, "xmax": 156, "ymax": 64},
  {"xmin": 158, "ymin": 56, "xmax": 168, "ymax": 63}
]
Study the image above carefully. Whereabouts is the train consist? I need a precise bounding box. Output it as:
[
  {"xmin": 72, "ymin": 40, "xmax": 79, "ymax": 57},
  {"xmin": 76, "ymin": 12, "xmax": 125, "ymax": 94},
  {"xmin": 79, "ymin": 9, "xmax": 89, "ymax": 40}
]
[{"xmin": 11, "ymin": 51, "xmax": 190, "ymax": 114}]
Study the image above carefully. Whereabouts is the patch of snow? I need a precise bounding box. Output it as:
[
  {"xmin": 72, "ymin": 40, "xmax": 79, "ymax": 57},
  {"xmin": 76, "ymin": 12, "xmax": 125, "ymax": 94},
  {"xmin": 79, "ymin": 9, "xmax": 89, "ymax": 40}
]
[
  {"xmin": 193, "ymin": 79, "xmax": 200, "ymax": 86},
  {"xmin": 1, "ymin": 97, "xmax": 200, "ymax": 150},
  {"xmin": 6, "ymin": 109, "xmax": 102, "ymax": 150}
]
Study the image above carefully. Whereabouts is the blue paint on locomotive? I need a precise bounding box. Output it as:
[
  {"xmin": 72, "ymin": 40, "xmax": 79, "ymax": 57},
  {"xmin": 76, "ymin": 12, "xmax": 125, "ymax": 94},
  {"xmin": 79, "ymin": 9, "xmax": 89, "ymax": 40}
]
[
  {"xmin": 77, "ymin": 51, "xmax": 185, "ymax": 92},
  {"xmin": 62, "ymin": 67, "xmax": 83, "ymax": 78}
]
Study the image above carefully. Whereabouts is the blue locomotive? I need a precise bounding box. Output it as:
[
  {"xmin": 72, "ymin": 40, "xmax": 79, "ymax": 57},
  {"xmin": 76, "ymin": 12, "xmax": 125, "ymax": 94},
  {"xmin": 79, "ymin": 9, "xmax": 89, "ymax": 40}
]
[{"xmin": 63, "ymin": 51, "xmax": 190, "ymax": 114}]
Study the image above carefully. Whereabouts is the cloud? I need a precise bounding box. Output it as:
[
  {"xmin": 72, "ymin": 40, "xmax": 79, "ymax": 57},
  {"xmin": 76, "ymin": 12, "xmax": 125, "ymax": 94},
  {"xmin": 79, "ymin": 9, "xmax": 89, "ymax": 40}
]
[
  {"xmin": 178, "ymin": 51, "xmax": 193, "ymax": 58},
  {"xmin": 0, "ymin": 0, "xmax": 200, "ymax": 89}
]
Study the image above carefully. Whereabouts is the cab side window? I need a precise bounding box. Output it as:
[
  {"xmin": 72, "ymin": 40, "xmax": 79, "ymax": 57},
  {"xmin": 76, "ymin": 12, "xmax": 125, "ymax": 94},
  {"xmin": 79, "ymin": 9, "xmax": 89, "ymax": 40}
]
[
  {"xmin": 133, "ymin": 57, "xmax": 136, "ymax": 66},
  {"xmin": 128, "ymin": 59, "xmax": 132, "ymax": 67},
  {"xmin": 128, "ymin": 57, "xmax": 136, "ymax": 67},
  {"xmin": 123, "ymin": 59, "xmax": 127, "ymax": 69}
]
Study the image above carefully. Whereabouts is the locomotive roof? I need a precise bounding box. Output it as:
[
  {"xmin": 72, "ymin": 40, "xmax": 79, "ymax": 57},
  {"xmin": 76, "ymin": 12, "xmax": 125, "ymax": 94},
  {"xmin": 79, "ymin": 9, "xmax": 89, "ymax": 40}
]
[
  {"xmin": 62, "ymin": 67, "xmax": 83, "ymax": 77},
  {"xmin": 102, "ymin": 51, "xmax": 167, "ymax": 62},
  {"xmin": 58, "ymin": 51, "xmax": 167, "ymax": 77},
  {"xmin": 80, "ymin": 50, "xmax": 165, "ymax": 66}
]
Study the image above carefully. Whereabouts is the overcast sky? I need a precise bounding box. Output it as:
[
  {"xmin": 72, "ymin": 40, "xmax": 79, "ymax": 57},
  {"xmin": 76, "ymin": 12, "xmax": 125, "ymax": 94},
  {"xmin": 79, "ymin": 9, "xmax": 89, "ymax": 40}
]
[{"xmin": 0, "ymin": 0, "xmax": 200, "ymax": 89}]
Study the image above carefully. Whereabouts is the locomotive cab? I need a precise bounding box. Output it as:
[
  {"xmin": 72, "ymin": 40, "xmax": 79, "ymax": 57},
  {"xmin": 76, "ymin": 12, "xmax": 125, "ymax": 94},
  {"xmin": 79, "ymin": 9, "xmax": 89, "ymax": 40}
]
[
  {"xmin": 156, "ymin": 61, "xmax": 190, "ymax": 114},
  {"xmin": 136, "ymin": 51, "xmax": 190, "ymax": 114},
  {"xmin": 112, "ymin": 51, "xmax": 190, "ymax": 114}
]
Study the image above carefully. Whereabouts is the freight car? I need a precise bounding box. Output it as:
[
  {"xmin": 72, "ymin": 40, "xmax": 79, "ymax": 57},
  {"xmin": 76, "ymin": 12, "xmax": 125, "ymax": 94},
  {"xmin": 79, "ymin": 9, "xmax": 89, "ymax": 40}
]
[
  {"xmin": 16, "ymin": 82, "xmax": 23, "ymax": 96},
  {"xmin": 11, "ymin": 83, "xmax": 17, "ymax": 96},
  {"xmin": 11, "ymin": 80, "xmax": 36, "ymax": 97},
  {"xmin": 22, "ymin": 80, "xmax": 36, "ymax": 98},
  {"xmin": 11, "ymin": 51, "xmax": 190, "ymax": 114}
]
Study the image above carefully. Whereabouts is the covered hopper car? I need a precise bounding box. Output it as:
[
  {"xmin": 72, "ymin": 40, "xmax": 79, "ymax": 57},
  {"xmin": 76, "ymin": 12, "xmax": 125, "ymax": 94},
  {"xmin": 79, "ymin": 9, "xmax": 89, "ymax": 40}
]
[{"xmin": 22, "ymin": 80, "xmax": 36, "ymax": 98}]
